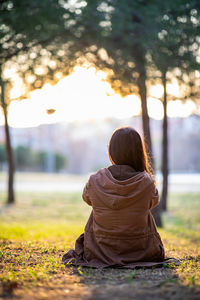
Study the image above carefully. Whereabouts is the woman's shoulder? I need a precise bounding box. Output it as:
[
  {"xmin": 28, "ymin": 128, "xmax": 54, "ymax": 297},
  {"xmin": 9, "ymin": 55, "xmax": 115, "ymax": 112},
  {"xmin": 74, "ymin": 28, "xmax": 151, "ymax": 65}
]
[
  {"xmin": 143, "ymin": 171, "xmax": 154, "ymax": 180},
  {"xmin": 142, "ymin": 171, "xmax": 156, "ymax": 187},
  {"xmin": 88, "ymin": 168, "xmax": 155, "ymax": 189},
  {"xmin": 87, "ymin": 168, "xmax": 107, "ymax": 181}
]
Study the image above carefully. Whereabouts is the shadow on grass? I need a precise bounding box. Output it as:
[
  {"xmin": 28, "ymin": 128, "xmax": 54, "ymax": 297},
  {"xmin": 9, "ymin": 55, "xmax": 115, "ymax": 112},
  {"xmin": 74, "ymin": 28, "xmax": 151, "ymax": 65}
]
[{"xmin": 1, "ymin": 262, "xmax": 200, "ymax": 300}]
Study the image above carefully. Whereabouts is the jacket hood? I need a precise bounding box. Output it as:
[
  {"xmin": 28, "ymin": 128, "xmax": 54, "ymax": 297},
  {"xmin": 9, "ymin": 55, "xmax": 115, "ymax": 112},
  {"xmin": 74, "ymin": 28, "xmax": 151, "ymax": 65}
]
[{"xmin": 90, "ymin": 165, "xmax": 154, "ymax": 210}]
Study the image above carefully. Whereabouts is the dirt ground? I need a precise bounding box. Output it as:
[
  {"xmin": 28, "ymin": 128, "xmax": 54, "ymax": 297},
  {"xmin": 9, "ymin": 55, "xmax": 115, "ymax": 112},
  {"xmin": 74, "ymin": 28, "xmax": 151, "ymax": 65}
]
[
  {"xmin": 3, "ymin": 269, "xmax": 199, "ymax": 300},
  {"xmin": 1, "ymin": 266, "xmax": 200, "ymax": 300}
]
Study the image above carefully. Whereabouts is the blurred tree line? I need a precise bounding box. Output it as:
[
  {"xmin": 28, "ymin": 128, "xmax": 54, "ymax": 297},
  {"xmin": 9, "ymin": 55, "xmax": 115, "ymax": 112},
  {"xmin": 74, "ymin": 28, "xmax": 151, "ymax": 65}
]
[
  {"xmin": 0, "ymin": 0, "xmax": 200, "ymax": 226},
  {"xmin": 0, "ymin": 144, "xmax": 66, "ymax": 172}
]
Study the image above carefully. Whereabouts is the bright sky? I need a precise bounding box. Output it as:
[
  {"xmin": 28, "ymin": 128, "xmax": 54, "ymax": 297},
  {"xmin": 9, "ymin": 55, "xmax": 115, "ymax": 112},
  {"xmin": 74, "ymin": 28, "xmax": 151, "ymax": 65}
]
[{"xmin": 0, "ymin": 66, "xmax": 197, "ymax": 128}]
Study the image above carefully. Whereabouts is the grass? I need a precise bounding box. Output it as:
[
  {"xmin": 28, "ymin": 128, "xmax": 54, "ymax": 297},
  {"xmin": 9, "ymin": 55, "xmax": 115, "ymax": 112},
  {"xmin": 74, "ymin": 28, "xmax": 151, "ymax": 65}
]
[
  {"xmin": 0, "ymin": 190, "xmax": 200, "ymax": 299},
  {"xmin": 0, "ymin": 171, "xmax": 89, "ymax": 183}
]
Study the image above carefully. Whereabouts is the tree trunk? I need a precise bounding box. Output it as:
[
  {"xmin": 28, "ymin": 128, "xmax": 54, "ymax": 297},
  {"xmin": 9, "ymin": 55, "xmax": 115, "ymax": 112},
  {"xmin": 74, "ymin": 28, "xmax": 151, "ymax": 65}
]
[
  {"xmin": 161, "ymin": 71, "xmax": 168, "ymax": 211},
  {"xmin": 137, "ymin": 67, "xmax": 162, "ymax": 227},
  {"xmin": 137, "ymin": 70, "xmax": 154, "ymax": 171},
  {"xmin": 0, "ymin": 72, "xmax": 15, "ymax": 204}
]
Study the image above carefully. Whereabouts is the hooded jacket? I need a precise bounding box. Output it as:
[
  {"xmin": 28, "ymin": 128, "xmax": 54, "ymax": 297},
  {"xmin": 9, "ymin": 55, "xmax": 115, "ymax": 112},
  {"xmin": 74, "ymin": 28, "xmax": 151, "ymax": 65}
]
[{"xmin": 62, "ymin": 165, "xmax": 165, "ymax": 268}]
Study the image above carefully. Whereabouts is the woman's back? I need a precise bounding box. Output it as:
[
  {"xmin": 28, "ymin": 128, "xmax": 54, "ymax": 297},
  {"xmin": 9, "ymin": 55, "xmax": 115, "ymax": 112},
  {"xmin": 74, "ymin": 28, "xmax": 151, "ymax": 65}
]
[
  {"xmin": 82, "ymin": 165, "xmax": 164, "ymax": 266},
  {"xmin": 62, "ymin": 127, "xmax": 165, "ymax": 268},
  {"xmin": 86, "ymin": 165, "xmax": 157, "ymax": 237}
]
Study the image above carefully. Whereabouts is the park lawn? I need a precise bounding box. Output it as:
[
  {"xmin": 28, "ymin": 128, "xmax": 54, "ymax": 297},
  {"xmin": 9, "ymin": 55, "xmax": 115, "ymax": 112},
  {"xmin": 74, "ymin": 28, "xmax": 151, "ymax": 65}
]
[
  {"xmin": 0, "ymin": 171, "xmax": 89, "ymax": 183},
  {"xmin": 0, "ymin": 191, "xmax": 200, "ymax": 299}
]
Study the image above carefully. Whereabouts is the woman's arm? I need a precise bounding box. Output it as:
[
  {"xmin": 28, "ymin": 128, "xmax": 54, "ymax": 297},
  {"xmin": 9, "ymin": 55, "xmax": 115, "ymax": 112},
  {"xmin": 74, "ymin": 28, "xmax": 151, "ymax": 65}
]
[
  {"xmin": 149, "ymin": 183, "xmax": 159, "ymax": 209},
  {"xmin": 82, "ymin": 180, "xmax": 92, "ymax": 206}
]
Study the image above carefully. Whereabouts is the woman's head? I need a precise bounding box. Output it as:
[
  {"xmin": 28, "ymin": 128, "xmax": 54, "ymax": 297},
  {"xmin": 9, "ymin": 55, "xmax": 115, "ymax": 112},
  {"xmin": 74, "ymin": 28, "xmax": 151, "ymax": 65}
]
[{"xmin": 108, "ymin": 127, "xmax": 152, "ymax": 174}]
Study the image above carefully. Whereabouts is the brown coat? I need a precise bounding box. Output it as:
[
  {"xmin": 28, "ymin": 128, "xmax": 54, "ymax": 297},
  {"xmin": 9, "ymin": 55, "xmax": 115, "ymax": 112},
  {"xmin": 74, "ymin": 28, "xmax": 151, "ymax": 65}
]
[{"xmin": 62, "ymin": 165, "xmax": 165, "ymax": 268}]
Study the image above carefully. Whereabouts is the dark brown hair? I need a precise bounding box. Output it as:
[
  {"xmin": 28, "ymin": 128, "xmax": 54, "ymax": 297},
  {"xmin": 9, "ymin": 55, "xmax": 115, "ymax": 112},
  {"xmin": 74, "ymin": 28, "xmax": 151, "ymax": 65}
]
[{"xmin": 108, "ymin": 127, "xmax": 152, "ymax": 174}]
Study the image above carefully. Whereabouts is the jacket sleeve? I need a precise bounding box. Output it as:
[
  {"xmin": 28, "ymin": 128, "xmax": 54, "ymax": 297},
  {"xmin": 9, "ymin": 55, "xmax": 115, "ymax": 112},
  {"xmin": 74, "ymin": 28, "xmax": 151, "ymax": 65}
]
[
  {"xmin": 82, "ymin": 179, "xmax": 92, "ymax": 206},
  {"xmin": 149, "ymin": 182, "xmax": 159, "ymax": 209}
]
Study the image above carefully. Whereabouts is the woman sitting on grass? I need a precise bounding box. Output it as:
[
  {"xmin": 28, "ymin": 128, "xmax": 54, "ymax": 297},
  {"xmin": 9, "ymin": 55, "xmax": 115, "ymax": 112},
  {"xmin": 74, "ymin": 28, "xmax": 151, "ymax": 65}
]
[{"xmin": 62, "ymin": 127, "xmax": 165, "ymax": 268}]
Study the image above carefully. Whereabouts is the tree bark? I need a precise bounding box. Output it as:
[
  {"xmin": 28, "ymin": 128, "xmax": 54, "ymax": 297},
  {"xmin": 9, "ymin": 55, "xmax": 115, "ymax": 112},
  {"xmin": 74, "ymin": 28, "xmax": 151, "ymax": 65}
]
[
  {"xmin": 161, "ymin": 71, "xmax": 168, "ymax": 211},
  {"xmin": 0, "ymin": 71, "xmax": 15, "ymax": 204},
  {"xmin": 137, "ymin": 66, "xmax": 162, "ymax": 227},
  {"xmin": 137, "ymin": 69, "xmax": 154, "ymax": 171}
]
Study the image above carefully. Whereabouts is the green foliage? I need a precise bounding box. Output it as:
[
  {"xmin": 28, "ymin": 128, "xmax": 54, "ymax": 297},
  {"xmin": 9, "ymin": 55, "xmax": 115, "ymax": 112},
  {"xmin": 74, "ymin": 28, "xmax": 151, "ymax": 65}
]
[
  {"xmin": 35, "ymin": 151, "xmax": 47, "ymax": 171},
  {"xmin": 55, "ymin": 153, "xmax": 67, "ymax": 172},
  {"xmin": 149, "ymin": 0, "xmax": 200, "ymax": 102},
  {"xmin": 14, "ymin": 145, "xmax": 34, "ymax": 169},
  {"xmin": 13, "ymin": 146, "xmax": 67, "ymax": 172},
  {"xmin": 128, "ymin": 270, "xmax": 137, "ymax": 282},
  {"xmin": 0, "ymin": 0, "xmax": 199, "ymax": 103},
  {"xmin": 0, "ymin": 0, "xmax": 81, "ymax": 104},
  {"xmin": 0, "ymin": 144, "xmax": 6, "ymax": 163}
]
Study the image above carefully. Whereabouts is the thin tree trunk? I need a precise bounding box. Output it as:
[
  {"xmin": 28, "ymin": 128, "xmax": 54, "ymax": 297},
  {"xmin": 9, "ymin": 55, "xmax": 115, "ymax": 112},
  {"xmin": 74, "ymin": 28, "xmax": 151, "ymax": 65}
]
[
  {"xmin": 138, "ymin": 70, "xmax": 154, "ymax": 171},
  {"xmin": 0, "ymin": 70, "xmax": 15, "ymax": 204},
  {"xmin": 161, "ymin": 71, "xmax": 168, "ymax": 211},
  {"xmin": 137, "ymin": 68, "xmax": 162, "ymax": 227}
]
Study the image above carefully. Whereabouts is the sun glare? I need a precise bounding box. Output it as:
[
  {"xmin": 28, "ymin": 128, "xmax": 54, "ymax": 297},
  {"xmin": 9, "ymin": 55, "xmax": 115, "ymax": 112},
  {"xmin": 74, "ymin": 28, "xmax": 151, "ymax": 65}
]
[
  {"xmin": 167, "ymin": 80, "xmax": 180, "ymax": 97},
  {"xmin": 2, "ymin": 67, "xmax": 142, "ymax": 127},
  {"xmin": 147, "ymin": 98, "xmax": 163, "ymax": 120},
  {"xmin": 167, "ymin": 100, "xmax": 196, "ymax": 118},
  {"xmin": 149, "ymin": 84, "xmax": 163, "ymax": 99},
  {"xmin": 0, "ymin": 67, "xmax": 197, "ymax": 128}
]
